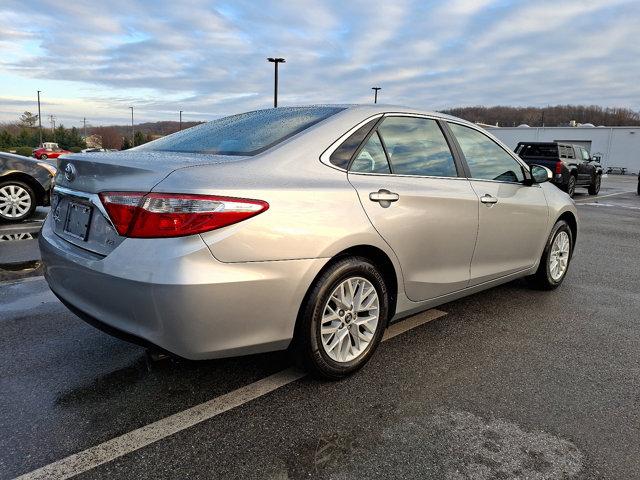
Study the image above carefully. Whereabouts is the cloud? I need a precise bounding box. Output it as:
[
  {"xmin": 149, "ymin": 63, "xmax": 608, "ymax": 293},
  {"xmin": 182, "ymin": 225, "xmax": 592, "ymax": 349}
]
[{"xmin": 1, "ymin": 0, "xmax": 639, "ymax": 125}]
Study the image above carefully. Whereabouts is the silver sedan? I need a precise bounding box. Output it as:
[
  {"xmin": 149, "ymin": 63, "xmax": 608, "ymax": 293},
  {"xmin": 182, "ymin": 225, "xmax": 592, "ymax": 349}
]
[{"xmin": 39, "ymin": 105, "xmax": 577, "ymax": 378}]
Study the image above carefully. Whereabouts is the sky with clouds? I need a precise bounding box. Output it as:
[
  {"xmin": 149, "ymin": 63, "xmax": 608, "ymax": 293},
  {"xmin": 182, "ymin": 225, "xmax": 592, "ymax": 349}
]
[{"xmin": 1, "ymin": 0, "xmax": 639, "ymax": 127}]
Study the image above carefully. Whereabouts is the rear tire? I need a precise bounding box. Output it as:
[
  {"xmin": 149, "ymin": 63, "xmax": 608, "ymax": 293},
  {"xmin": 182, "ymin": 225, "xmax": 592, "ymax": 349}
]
[
  {"xmin": 0, "ymin": 180, "xmax": 36, "ymax": 222},
  {"xmin": 565, "ymin": 175, "xmax": 576, "ymax": 197},
  {"xmin": 39, "ymin": 154, "xmax": 48, "ymax": 160},
  {"xmin": 527, "ymin": 220, "xmax": 573, "ymax": 290},
  {"xmin": 292, "ymin": 257, "xmax": 389, "ymax": 379},
  {"xmin": 588, "ymin": 174, "xmax": 601, "ymax": 195}
]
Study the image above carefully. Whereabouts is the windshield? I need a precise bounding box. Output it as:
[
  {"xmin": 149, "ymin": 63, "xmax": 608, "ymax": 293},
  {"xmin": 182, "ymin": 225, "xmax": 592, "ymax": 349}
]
[{"xmin": 136, "ymin": 106, "xmax": 345, "ymax": 156}]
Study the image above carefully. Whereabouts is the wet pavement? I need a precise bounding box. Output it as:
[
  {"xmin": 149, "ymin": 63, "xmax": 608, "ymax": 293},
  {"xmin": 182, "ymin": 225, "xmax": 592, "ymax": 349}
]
[
  {"xmin": 0, "ymin": 207, "xmax": 47, "ymax": 282},
  {"xmin": 1, "ymin": 176, "xmax": 639, "ymax": 479}
]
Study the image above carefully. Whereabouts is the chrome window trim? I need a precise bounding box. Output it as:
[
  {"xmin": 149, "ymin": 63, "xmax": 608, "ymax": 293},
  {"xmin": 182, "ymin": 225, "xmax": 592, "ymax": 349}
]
[
  {"xmin": 347, "ymin": 171, "xmax": 469, "ymax": 181},
  {"xmin": 53, "ymin": 185, "xmax": 115, "ymax": 228},
  {"xmin": 319, "ymin": 114, "xmax": 384, "ymax": 171}
]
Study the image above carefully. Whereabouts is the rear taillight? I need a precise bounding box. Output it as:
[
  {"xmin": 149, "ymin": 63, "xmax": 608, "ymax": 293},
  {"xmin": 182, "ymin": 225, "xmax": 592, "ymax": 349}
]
[
  {"xmin": 555, "ymin": 161, "xmax": 563, "ymax": 174},
  {"xmin": 99, "ymin": 192, "xmax": 268, "ymax": 238}
]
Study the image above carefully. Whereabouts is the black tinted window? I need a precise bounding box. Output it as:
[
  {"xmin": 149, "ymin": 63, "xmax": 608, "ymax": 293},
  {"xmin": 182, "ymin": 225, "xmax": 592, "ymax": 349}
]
[
  {"xmin": 377, "ymin": 117, "xmax": 457, "ymax": 177},
  {"xmin": 449, "ymin": 123, "xmax": 524, "ymax": 182},
  {"xmin": 137, "ymin": 106, "xmax": 345, "ymax": 156},
  {"xmin": 517, "ymin": 144, "xmax": 558, "ymax": 157},
  {"xmin": 329, "ymin": 118, "xmax": 378, "ymax": 169}
]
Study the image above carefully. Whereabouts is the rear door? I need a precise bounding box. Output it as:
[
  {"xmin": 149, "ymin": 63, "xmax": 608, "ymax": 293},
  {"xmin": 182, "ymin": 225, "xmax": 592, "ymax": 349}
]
[
  {"xmin": 446, "ymin": 122, "xmax": 549, "ymax": 285},
  {"xmin": 347, "ymin": 115, "xmax": 479, "ymax": 302}
]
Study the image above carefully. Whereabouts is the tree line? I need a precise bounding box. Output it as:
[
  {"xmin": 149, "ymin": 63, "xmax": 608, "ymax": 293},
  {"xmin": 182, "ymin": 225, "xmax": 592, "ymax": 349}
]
[{"xmin": 440, "ymin": 105, "xmax": 640, "ymax": 127}]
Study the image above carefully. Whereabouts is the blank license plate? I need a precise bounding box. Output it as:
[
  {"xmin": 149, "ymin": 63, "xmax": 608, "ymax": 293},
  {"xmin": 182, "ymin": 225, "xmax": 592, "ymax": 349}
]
[{"xmin": 64, "ymin": 202, "xmax": 93, "ymax": 241}]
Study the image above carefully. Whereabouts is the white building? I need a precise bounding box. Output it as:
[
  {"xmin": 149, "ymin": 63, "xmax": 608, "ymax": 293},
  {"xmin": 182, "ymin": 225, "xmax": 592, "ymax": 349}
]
[{"xmin": 487, "ymin": 125, "xmax": 640, "ymax": 174}]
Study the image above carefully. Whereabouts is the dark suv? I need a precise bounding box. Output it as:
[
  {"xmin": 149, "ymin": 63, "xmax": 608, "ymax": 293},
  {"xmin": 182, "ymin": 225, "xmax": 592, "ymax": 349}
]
[{"xmin": 515, "ymin": 142, "xmax": 603, "ymax": 197}]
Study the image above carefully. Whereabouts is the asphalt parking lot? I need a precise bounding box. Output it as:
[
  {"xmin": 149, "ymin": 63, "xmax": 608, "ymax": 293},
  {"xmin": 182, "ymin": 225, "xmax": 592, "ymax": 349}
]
[{"xmin": 1, "ymin": 176, "xmax": 639, "ymax": 480}]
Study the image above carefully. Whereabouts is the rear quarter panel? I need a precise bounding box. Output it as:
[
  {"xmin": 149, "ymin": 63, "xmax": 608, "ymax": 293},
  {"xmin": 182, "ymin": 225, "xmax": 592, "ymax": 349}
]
[{"xmin": 153, "ymin": 111, "xmax": 401, "ymax": 266}]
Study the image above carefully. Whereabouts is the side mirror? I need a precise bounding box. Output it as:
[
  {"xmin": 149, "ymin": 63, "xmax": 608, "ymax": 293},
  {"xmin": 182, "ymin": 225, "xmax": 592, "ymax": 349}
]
[{"xmin": 530, "ymin": 164, "xmax": 552, "ymax": 184}]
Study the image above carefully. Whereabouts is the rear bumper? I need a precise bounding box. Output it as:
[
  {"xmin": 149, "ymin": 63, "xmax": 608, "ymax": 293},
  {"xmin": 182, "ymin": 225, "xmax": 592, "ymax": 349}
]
[{"xmin": 39, "ymin": 215, "xmax": 328, "ymax": 359}]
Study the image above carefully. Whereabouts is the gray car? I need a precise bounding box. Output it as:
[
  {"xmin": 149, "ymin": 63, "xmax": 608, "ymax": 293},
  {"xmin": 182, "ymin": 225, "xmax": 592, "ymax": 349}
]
[
  {"xmin": 39, "ymin": 105, "xmax": 577, "ymax": 378},
  {"xmin": 1, "ymin": 152, "xmax": 57, "ymax": 222}
]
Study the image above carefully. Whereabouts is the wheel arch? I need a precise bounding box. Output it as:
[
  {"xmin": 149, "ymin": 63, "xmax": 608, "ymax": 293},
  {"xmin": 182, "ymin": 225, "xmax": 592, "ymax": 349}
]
[
  {"xmin": 293, "ymin": 245, "xmax": 400, "ymax": 342},
  {"xmin": 0, "ymin": 172, "xmax": 47, "ymax": 206},
  {"xmin": 557, "ymin": 211, "xmax": 577, "ymax": 253}
]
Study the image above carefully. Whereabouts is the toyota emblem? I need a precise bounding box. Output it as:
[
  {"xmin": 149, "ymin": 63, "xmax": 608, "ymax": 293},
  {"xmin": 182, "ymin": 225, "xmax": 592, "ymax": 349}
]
[{"xmin": 64, "ymin": 163, "xmax": 77, "ymax": 182}]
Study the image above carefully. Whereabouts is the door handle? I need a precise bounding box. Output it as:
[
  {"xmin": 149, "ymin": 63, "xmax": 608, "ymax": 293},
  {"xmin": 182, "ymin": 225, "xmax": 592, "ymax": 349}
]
[
  {"xmin": 480, "ymin": 194, "xmax": 498, "ymax": 205},
  {"xmin": 369, "ymin": 189, "xmax": 399, "ymax": 207},
  {"xmin": 369, "ymin": 189, "xmax": 399, "ymax": 202}
]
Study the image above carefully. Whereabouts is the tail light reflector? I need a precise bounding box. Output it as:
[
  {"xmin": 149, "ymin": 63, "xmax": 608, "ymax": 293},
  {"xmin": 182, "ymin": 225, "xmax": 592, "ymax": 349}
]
[
  {"xmin": 99, "ymin": 192, "xmax": 268, "ymax": 238},
  {"xmin": 555, "ymin": 161, "xmax": 563, "ymax": 174}
]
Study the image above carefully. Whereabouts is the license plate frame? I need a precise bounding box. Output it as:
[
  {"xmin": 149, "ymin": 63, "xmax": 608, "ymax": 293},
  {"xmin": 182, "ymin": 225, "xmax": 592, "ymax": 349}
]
[{"xmin": 63, "ymin": 201, "xmax": 93, "ymax": 241}]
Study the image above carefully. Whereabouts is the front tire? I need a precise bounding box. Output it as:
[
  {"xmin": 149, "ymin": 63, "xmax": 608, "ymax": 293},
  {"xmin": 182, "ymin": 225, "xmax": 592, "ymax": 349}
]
[
  {"xmin": 293, "ymin": 257, "xmax": 389, "ymax": 379},
  {"xmin": 588, "ymin": 174, "xmax": 601, "ymax": 195},
  {"xmin": 39, "ymin": 154, "xmax": 48, "ymax": 160},
  {"xmin": 527, "ymin": 220, "xmax": 573, "ymax": 290},
  {"xmin": 0, "ymin": 180, "xmax": 36, "ymax": 222}
]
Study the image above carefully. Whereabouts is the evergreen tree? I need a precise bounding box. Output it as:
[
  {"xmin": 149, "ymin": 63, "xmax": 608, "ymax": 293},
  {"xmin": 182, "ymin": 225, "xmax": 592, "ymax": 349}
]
[
  {"xmin": 0, "ymin": 130, "xmax": 14, "ymax": 149},
  {"xmin": 133, "ymin": 131, "xmax": 146, "ymax": 146},
  {"xmin": 121, "ymin": 137, "xmax": 132, "ymax": 150}
]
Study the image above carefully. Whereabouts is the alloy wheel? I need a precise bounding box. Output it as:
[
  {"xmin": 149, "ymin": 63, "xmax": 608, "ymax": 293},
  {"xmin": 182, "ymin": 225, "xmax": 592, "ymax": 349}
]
[
  {"xmin": 0, "ymin": 184, "xmax": 32, "ymax": 219},
  {"xmin": 549, "ymin": 231, "xmax": 570, "ymax": 281},
  {"xmin": 320, "ymin": 276, "xmax": 379, "ymax": 363}
]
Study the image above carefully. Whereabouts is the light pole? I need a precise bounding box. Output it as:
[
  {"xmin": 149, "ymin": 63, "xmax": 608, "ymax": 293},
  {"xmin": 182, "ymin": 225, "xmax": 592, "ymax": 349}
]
[
  {"xmin": 372, "ymin": 87, "xmax": 381, "ymax": 104},
  {"xmin": 83, "ymin": 117, "xmax": 87, "ymax": 140},
  {"xmin": 129, "ymin": 106, "xmax": 134, "ymax": 145},
  {"xmin": 37, "ymin": 90, "xmax": 43, "ymax": 147},
  {"xmin": 267, "ymin": 57, "xmax": 285, "ymax": 108},
  {"xmin": 179, "ymin": 110, "xmax": 183, "ymax": 131}
]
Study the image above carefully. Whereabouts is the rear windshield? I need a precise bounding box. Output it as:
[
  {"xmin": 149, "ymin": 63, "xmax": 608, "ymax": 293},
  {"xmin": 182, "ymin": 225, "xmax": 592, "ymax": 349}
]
[
  {"xmin": 136, "ymin": 106, "xmax": 345, "ymax": 156},
  {"xmin": 516, "ymin": 144, "xmax": 558, "ymax": 157}
]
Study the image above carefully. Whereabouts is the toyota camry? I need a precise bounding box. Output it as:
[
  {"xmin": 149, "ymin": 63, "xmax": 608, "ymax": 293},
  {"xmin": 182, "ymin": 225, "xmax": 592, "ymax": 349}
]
[{"xmin": 39, "ymin": 105, "xmax": 577, "ymax": 378}]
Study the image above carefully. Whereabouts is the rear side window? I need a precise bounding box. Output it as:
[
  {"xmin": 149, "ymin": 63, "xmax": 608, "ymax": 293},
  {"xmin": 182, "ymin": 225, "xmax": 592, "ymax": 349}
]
[
  {"xmin": 137, "ymin": 106, "xmax": 345, "ymax": 156},
  {"xmin": 449, "ymin": 123, "xmax": 524, "ymax": 183},
  {"xmin": 377, "ymin": 117, "xmax": 457, "ymax": 177},
  {"xmin": 350, "ymin": 132, "xmax": 391, "ymax": 174},
  {"xmin": 329, "ymin": 118, "xmax": 378, "ymax": 169}
]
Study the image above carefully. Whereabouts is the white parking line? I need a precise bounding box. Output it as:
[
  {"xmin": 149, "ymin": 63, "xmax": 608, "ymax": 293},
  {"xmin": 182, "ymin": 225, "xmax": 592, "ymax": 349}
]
[
  {"xmin": 14, "ymin": 308, "xmax": 447, "ymax": 480},
  {"xmin": 574, "ymin": 191, "xmax": 635, "ymax": 203}
]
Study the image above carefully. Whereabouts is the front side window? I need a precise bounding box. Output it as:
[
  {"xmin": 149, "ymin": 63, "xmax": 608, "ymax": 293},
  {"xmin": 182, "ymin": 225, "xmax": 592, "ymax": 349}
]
[
  {"xmin": 137, "ymin": 106, "xmax": 345, "ymax": 156},
  {"xmin": 350, "ymin": 132, "xmax": 391, "ymax": 174},
  {"xmin": 377, "ymin": 117, "xmax": 457, "ymax": 177},
  {"xmin": 448, "ymin": 123, "xmax": 524, "ymax": 183}
]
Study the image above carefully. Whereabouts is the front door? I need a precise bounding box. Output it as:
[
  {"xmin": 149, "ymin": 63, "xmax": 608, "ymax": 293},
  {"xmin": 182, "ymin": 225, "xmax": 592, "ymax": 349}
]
[
  {"xmin": 348, "ymin": 116, "xmax": 479, "ymax": 302},
  {"xmin": 447, "ymin": 122, "xmax": 549, "ymax": 285}
]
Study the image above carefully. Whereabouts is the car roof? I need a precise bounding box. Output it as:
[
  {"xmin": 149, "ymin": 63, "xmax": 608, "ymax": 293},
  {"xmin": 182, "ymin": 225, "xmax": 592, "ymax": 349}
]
[{"xmin": 340, "ymin": 104, "xmax": 471, "ymax": 123}]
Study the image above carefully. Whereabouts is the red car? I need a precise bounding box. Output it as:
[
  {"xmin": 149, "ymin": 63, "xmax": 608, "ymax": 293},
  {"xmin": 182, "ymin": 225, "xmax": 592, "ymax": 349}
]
[{"xmin": 33, "ymin": 142, "xmax": 71, "ymax": 160}]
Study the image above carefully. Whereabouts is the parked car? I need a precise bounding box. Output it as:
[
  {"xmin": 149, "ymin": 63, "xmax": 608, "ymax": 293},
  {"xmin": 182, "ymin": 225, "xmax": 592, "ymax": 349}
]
[
  {"xmin": 515, "ymin": 141, "xmax": 603, "ymax": 197},
  {"xmin": 33, "ymin": 142, "xmax": 71, "ymax": 160},
  {"xmin": 39, "ymin": 105, "xmax": 577, "ymax": 378},
  {"xmin": 0, "ymin": 152, "xmax": 57, "ymax": 222}
]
